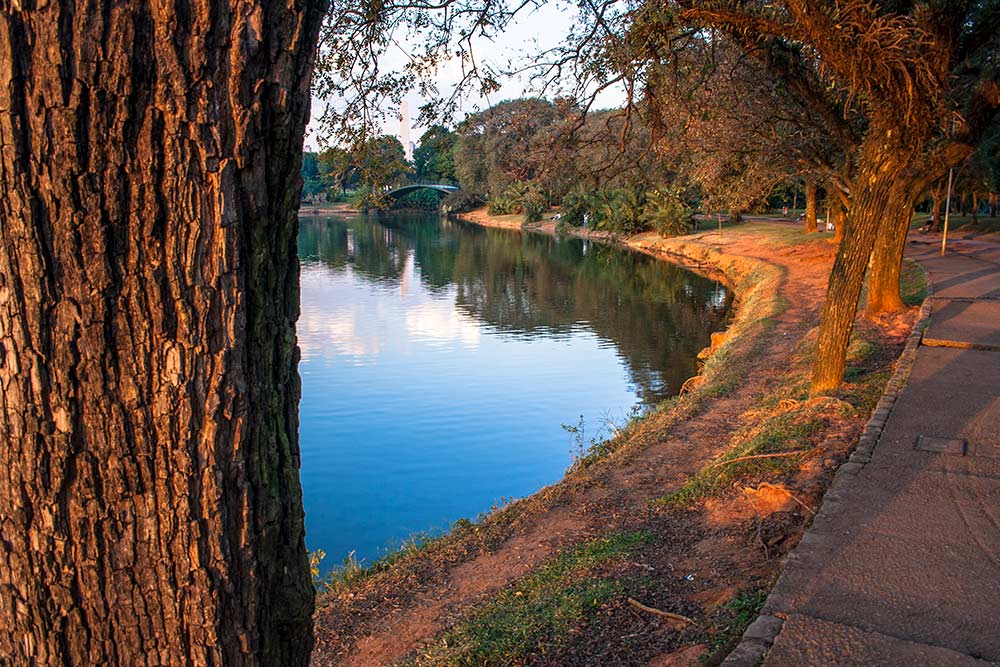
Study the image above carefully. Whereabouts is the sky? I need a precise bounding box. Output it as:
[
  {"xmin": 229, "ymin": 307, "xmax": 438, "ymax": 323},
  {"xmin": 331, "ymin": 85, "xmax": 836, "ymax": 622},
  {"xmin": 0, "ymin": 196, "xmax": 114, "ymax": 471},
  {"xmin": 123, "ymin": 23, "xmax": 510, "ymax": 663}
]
[{"xmin": 304, "ymin": 3, "xmax": 627, "ymax": 152}]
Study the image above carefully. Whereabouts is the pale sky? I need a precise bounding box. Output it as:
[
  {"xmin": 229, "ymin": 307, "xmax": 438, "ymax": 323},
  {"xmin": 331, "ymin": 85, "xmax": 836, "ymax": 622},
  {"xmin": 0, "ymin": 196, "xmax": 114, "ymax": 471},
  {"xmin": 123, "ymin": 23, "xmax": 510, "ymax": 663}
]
[{"xmin": 305, "ymin": 3, "xmax": 627, "ymax": 152}]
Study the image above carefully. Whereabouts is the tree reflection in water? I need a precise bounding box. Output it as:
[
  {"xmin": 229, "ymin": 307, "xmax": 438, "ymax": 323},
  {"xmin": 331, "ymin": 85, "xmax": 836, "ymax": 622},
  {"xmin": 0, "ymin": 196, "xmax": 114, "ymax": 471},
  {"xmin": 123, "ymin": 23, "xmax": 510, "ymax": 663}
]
[{"xmin": 298, "ymin": 211, "xmax": 732, "ymax": 405}]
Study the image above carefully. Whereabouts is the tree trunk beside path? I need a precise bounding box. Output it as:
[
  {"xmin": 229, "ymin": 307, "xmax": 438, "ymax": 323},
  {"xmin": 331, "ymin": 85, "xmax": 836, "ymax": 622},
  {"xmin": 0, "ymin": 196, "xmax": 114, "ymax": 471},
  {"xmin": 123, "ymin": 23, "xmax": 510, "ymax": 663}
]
[{"xmin": 0, "ymin": 1, "xmax": 326, "ymax": 664}]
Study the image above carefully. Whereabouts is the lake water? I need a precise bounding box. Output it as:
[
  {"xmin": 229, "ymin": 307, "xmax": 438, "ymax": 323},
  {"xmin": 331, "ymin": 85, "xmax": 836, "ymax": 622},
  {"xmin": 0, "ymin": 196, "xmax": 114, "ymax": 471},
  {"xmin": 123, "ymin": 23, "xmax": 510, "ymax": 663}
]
[{"xmin": 297, "ymin": 211, "xmax": 732, "ymax": 573}]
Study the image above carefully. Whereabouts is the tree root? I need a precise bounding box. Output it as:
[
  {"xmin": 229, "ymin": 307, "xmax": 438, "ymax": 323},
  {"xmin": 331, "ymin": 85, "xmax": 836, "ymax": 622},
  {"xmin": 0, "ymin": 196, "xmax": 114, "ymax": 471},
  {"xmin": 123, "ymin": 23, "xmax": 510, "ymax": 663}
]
[{"xmin": 626, "ymin": 598, "xmax": 695, "ymax": 627}]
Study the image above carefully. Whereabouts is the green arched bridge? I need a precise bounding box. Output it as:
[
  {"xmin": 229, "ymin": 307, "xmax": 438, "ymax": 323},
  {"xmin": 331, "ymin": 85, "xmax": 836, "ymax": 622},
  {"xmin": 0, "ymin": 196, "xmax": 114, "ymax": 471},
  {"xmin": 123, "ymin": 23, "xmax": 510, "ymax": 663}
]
[{"xmin": 387, "ymin": 183, "xmax": 459, "ymax": 199}]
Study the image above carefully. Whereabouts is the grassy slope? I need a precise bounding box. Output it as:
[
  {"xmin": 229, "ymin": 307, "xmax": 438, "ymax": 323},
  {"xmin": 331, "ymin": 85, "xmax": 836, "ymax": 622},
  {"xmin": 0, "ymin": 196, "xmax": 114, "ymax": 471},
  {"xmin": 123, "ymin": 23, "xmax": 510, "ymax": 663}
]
[{"xmin": 316, "ymin": 221, "xmax": 927, "ymax": 665}]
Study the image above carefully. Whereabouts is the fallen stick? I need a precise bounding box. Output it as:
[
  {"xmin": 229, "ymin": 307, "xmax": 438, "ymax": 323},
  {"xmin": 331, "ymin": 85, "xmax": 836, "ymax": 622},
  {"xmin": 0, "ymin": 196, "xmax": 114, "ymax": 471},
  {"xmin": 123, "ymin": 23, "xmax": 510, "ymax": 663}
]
[
  {"xmin": 710, "ymin": 450, "xmax": 807, "ymax": 468},
  {"xmin": 626, "ymin": 598, "xmax": 695, "ymax": 625}
]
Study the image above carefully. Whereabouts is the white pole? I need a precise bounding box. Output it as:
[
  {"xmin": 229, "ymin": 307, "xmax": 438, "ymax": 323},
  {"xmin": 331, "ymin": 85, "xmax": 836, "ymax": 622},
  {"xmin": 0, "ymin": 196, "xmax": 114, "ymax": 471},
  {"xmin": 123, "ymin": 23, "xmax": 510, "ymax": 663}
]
[{"xmin": 941, "ymin": 168, "xmax": 954, "ymax": 256}]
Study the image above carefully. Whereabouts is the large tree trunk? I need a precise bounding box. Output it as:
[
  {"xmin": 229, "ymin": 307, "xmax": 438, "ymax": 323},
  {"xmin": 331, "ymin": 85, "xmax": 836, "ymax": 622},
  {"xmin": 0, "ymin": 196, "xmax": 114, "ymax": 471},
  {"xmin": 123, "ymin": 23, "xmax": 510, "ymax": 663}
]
[
  {"xmin": 804, "ymin": 177, "xmax": 818, "ymax": 232},
  {"xmin": 810, "ymin": 121, "xmax": 918, "ymax": 395},
  {"xmin": 832, "ymin": 194, "xmax": 847, "ymax": 246},
  {"xmin": 0, "ymin": 2, "xmax": 325, "ymax": 664},
  {"xmin": 866, "ymin": 199, "xmax": 913, "ymax": 315}
]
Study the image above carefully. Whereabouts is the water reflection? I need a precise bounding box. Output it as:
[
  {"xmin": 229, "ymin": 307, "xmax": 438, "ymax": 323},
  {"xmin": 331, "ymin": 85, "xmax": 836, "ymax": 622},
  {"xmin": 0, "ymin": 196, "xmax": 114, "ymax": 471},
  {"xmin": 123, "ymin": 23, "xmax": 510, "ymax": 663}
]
[{"xmin": 297, "ymin": 211, "xmax": 732, "ymax": 572}]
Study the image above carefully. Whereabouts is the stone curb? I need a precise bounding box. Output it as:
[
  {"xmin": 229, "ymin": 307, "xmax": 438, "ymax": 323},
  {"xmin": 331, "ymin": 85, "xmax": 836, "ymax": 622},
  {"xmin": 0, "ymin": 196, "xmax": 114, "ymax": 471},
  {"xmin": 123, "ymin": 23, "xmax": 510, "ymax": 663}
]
[{"xmin": 720, "ymin": 269, "xmax": 935, "ymax": 666}]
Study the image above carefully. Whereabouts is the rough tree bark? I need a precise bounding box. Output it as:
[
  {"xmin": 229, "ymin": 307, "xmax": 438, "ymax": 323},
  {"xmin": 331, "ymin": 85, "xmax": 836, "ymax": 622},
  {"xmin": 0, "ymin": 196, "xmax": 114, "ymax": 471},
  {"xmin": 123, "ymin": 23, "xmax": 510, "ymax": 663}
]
[
  {"xmin": 804, "ymin": 177, "xmax": 818, "ymax": 232},
  {"xmin": 865, "ymin": 198, "xmax": 913, "ymax": 315},
  {"xmin": 810, "ymin": 121, "xmax": 919, "ymax": 395},
  {"xmin": 0, "ymin": 1, "xmax": 325, "ymax": 664},
  {"xmin": 831, "ymin": 193, "xmax": 847, "ymax": 246},
  {"xmin": 865, "ymin": 143, "xmax": 972, "ymax": 317}
]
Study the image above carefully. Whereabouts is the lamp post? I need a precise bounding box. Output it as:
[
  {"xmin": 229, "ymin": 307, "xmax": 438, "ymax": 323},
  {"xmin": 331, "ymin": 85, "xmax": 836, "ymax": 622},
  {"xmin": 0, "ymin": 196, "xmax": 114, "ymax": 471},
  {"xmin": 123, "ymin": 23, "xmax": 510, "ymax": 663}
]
[{"xmin": 941, "ymin": 167, "xmax": 954, "ymax": 256}]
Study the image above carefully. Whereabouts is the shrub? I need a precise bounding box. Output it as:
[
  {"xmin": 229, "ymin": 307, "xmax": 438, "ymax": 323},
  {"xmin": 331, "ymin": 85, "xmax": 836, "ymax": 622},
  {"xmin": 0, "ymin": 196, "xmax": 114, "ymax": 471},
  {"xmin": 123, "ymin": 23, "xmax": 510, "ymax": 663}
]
[
  {"xmin": 488, "ymin": 194, "xmax": 520, "ymax": 215},
  {"xmin": 643, "ymin": 190, "xmax": 695, "ymax": 237},
  {"xmin": 441, "ymin": 190, "xmax": 485, "ymax": 213},
  {"xmin": 394, "ymin": 188, "xmax": 441, "ymax": 211},
  {"xmin": 520, "ymin": 188, "xmax": 548, "ymax": 223},
  {"xmin": 560, "ymin": 186, "xmax": 594, "ymax": 226},
  {"xmin": 602, "ymin": 189, "xmax": 647, "ymax": 235}
]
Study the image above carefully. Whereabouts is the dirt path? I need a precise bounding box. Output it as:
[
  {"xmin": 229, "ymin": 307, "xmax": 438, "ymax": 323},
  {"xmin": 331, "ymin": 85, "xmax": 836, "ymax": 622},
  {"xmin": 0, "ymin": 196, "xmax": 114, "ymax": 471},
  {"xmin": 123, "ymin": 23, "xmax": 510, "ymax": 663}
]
[{"xmin": 311, "ymin": 224, "xmax": 839, "ymax": 666}]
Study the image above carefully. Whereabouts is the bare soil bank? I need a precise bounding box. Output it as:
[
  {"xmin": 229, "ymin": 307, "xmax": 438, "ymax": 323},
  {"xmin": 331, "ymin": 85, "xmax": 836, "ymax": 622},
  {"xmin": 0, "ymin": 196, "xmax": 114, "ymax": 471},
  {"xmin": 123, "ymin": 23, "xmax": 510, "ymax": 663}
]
[{"xmin": 311, "ymin": 209, "xmax": 919, "ymax": 666}]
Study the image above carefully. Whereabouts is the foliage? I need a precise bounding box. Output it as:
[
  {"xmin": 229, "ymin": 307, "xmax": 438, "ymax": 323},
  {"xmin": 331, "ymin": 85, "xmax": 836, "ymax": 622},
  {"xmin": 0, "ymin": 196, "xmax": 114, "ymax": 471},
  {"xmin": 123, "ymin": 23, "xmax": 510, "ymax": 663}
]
[
  {"xmin": 601, "ymin": 189, "xmax": 647, "ymax": 235},
  {"xmin": 413, "ymin": 532, "xmax": 653, "ymax": 665},
  {"xmin": 487, "ymin": 193, "xmax": 519, "ymax": 216},
  {"xmin": 349, "ymin": 186, "xmax": 385, "ymax": 211},
  {"xmin": 301, "ymin": 150, "xmax": 340, "ymax": 203},
  {"xmin": 643, "ymin": 190, "xmax": 695, "ymax": 238},
  {"xmin": 317, "ymin": 146, "xmax": 355, "ymax": 195},
  {"xmin": 440, "ymin": 190, "xmax": 485, "ymax": 213},
  {"xmin": 454, "ymin": 98, "xmax": 572, "ymax": 197},
  {"xmin": 414, "ymin": 125, "xmax": 457, "ymax": 183},
  {"xmin": 520, "ymin": 188, "xmax": 548, "ymax": 223},
  {"xmin": 559, "ymin": 185, "xmax": 594, "ymax": 226},
  {"xmin": 308, "ymin": 549, "xmax": 326, "ymax": 582},
  {"xmin": 394, "ymin": 188, "xmax": 442, "ymax": 211}
]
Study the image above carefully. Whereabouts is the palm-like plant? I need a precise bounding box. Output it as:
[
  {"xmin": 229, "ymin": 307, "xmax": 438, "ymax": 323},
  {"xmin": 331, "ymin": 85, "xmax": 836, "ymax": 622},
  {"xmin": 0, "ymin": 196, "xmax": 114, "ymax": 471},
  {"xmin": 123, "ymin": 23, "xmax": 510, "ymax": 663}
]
[{"xmin": 643, "ymin": 190, "xmax": 695, "ymax": 238}]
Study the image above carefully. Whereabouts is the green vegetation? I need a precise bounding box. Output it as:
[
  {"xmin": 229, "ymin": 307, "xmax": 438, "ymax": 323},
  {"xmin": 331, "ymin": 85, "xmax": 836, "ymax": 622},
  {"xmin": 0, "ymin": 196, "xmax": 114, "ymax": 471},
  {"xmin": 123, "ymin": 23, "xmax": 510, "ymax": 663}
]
[
  {"xmin": 440, "ymin": 190, "xmax": 485, "ymax": 213},
  {"xmin": 315, "ymin": 521, "xmax": 478, "ymax": 595},
  {"xmin": 900, "ymin": 260, "xmax": 928, "ymax": 307},
  {"xmin": 656, "ymin": 406, "xmax": 836, "ymax": 509},
  {"xmin": 393, "ymin": 188, "xmax": 443, "ymax": 211},
  {"xmin": 644, "ymin": 190, "xmax": 696, "ymax": 238},
  {"xmin": 413, "ymin": 125, "xmax": 457, "ymax": 183},
  {"xmin": 704, "ymin": 589, "xmax": 770, "ymax": 653},
  {"xmin": 409, "ymin": 532, "xmax": 653, "ymax": 666}
]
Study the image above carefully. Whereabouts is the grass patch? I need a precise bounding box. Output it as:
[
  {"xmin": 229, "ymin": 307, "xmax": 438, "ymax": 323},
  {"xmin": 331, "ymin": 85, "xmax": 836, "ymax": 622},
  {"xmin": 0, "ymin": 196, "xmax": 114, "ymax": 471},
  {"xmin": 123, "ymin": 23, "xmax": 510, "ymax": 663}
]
[
  {"xmin": 712, "ymin": 222, "xmax": 831, "ymax": 248},
  {"xmin": 912, "ymin": 213, "xmax": 1000, "ymax": 235},
  {"xmin": 655, "ymin": 406, "xmax": 837, "ymax": 509},
  {"xmin": 315, "ymin": 519, "xmax": 483, "ymax": 594},
  {"xmin": 900, "ymin": 259, "xmax": 928, "ymax": 306},
  {"xmin": 703, "ymin": 588, "xmax": 770, "ymax": 653},
  {"xmin": 408, "ymin": 531, "xmax": 654, "ymax": 666}
]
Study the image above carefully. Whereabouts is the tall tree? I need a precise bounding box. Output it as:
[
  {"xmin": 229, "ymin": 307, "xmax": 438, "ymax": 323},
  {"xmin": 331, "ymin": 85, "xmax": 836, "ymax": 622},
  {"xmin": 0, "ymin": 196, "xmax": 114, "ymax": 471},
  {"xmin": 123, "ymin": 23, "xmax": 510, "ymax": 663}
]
[
  {"xmin": 314, "ymin": 0, "xmax": 999, "ymax": 394},
  {"xmin": 414, "ymin": 125, "xmax": 457, "ymax": 183},
  {"xmin": 0, "ymin": 1, "xmax": 325, "ymax": 663},
  {"xmin": 453, "ymin": 98, "xmax": 569, "ymax": 196}
]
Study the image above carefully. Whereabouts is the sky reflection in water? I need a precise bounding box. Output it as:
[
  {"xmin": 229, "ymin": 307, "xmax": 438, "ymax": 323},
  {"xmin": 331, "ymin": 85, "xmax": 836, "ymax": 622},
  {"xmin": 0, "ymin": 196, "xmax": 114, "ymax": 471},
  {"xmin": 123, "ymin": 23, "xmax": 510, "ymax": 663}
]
[{"xmin": 297, "ymin": 211, "xmax": 731, "ymax": 573}]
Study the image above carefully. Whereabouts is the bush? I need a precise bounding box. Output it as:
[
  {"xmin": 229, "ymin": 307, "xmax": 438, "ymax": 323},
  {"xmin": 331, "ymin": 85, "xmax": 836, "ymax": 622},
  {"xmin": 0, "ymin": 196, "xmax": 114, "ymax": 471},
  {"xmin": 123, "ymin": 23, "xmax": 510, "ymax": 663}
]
[
  {"xmin": 560, "ymin": 186, "xmax": 594, "ymax": 226},
  {"xmin": 520, "ymin": 189, "xmax": 548, "ymax": 223},
  {"xmin": 441, "ymin": 190, "xmax": 485, "ymax": 213},
  {"xmin": 394, "ymin": 188, "xmax": 442, "ymax": 211},
  {"xmin": 601, "ymin": 189, "xmax": 646, "ymax": 235},
  {"xmin": 487, "ymin": 194, "xmax": 520, "ymax": 215},
  {"xmin": 643, "ymin": 190, "xmax": 695, "ymax": 237}
]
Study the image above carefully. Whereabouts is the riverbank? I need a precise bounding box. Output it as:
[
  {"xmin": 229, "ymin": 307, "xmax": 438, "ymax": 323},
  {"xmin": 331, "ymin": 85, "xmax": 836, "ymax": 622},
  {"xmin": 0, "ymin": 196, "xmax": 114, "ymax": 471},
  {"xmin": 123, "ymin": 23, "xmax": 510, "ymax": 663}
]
[{"xmin": 310, "ymin": 209, "xmax": 923, "ymax": 665}]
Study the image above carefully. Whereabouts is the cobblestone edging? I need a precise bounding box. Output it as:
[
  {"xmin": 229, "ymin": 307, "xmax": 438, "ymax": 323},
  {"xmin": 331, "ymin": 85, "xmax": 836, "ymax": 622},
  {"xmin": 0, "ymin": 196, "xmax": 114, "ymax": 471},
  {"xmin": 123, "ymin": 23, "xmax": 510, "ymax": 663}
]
[{"xmin": 720, "ymin": 276, "xmax": 935, "ymax": 666}]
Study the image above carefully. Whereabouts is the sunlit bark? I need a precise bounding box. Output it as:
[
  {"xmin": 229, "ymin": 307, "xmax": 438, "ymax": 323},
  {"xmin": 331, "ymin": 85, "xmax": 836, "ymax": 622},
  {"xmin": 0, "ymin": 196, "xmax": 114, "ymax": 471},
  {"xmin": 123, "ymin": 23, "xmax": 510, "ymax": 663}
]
[
  {"xmin": 804, "ymin": 177, "xmax": 818, "ymax": 232},
  {"xmin": 0, "ymin": 1, "xmax": 325, "ymax": 663}
]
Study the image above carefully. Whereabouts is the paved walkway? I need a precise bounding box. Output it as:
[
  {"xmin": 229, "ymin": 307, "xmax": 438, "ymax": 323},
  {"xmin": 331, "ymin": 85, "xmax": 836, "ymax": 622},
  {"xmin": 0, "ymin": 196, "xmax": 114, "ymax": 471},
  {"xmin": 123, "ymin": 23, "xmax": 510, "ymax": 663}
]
[{"xmin": 727, "ymin": 235, "xmax": 1000, "ymax": 665}]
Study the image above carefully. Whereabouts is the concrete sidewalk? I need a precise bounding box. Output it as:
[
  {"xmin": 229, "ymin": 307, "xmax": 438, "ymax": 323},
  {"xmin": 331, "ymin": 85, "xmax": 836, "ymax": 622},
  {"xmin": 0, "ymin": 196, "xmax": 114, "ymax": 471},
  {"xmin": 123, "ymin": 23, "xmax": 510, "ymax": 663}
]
[{"xmin": 727, "ymin": 235, "xmax": 1000, "ymax": 665}]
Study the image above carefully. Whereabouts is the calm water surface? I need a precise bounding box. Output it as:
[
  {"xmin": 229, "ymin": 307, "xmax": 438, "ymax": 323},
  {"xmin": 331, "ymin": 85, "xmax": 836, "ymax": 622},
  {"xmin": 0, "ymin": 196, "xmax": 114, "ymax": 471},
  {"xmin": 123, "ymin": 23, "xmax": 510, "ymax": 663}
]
[{"xmin": 297, "ymin": 211, "xmax": 731, "ymax": 572}]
